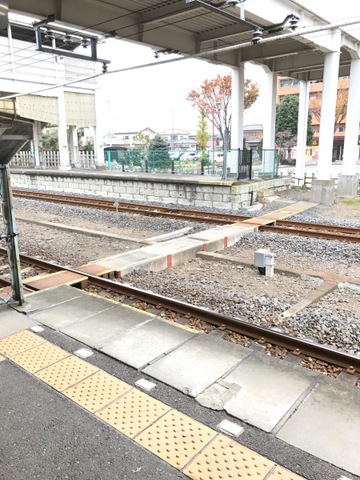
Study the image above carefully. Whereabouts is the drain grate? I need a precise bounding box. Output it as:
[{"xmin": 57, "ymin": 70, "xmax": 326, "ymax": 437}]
[
  {"xmin": 63, "ymin": 370, "xmax": 131, "ymax": 412},
  {"xmin": 35, "ymin": 355, "xmax": 99, "ymax": 391},
  {"xmin": 96, "ymin": 388, "xmax": 170, "ymax": 438},
  {"xmin": 0, "ymin": 331, "xmax": 45, "ymax": 357},
  {"xmin": 267, "ymin": 467, "xmax": 305, "ymax": 480},
  {"xmin": 11, "ymin": 342, "xmax": 70, "ymax": 373},
  {"xmin": 136, "ymin": 410, "xmax": 217, "ymax": 470},
  {"xmin": 183, "ymin": 435, "xmax": 274, "ymax": 479}
]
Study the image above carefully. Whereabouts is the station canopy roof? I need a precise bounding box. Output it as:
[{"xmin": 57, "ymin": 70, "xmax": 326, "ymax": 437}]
[
  {"xmin": 0, "ymin": 116, "xmax": 32, "ymax": 165},
  {"xmin": 8, "ymin": 0, "xmax": 360, "ymax": 81}
]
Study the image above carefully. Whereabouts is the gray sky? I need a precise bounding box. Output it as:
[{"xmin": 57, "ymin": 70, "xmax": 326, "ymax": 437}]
[{"xmin": 96, "ymin": 40, "xmax": 267, "ymax": 134}]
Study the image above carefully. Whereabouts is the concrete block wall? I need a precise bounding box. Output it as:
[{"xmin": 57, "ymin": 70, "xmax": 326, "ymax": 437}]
[{"xmin": 10, "ymin": 170, "xmax": 291, "ymax": 210}]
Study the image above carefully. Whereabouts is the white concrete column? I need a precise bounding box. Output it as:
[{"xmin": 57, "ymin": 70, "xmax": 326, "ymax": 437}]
[
  {"xmin": 68, "ymin": 126, "xmax": 79, "ymax": 167},
  {"xmin": 94, "ymin": 90, "xmax": 106, "ymax": 168},
  {"xmin": 342, "ymin": 58, "xmax": 360, "ymax": 175},
  {"xmin": 317, "ymin": 50, "xmax": 340, "ymax": 180},
  {"xmin": 32, "ymin": 120, "xmax": 42, "ymax": 168},
  {"xmin": 295, "ymin": 80, "xmax": 310, "ymax": 183},
  {"xmin": 262, "ymin": 71, "xmax": 277, "ymax": 172},
  {"xmin": 231, "ymin": 65, "xmax": 245, "ymax": 150},
  {"xmin": 230, "ymin": 65, "xmax": 245, "ymax": 175},
  {"xmin": 56, "ymin": 88, "xmax": 71, "ymax": 170}
]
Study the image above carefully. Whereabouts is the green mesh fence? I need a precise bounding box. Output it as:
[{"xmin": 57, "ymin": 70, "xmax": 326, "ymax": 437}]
[{"xmin": 105, "ymin": 149, "xmax": 278, "ymax": 179}]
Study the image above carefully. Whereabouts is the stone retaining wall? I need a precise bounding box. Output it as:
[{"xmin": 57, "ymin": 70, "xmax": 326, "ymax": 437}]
[{"xmin": 10, "ymin": 170, "xmax": 291, "ymax": 210}]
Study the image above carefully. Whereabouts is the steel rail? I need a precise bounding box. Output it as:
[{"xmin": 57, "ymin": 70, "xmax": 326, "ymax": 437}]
[
  {"xmin": 13, "ymin": 190, "xmax": 242, "ymax": 223},
  {"xmin": 3, "ymin": 247, "xmax": 359, "ymax": 374},
  {"xmin": 278, "ymin": 220, "xmax": 360, "ymax": 235},
  {"xmin": 13, "ymin": 190, "xmax": 360, "ymax": 241},
  {"xmin": 259, "ymin": 225, "xmax": 360, "ymax": 243}
]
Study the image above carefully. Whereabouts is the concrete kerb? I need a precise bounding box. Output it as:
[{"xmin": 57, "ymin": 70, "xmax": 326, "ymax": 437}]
[{"xmin": 16, "ymin": 217, "xmax": 152, "ymax": 245}]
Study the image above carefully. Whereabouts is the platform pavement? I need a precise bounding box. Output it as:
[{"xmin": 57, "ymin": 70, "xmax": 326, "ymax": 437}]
[{"xmin": 1, "ymin": 286, "xmax": 360, "ymax": 479}]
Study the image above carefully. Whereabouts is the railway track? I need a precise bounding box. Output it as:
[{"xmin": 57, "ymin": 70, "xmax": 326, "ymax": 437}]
[
  {"xmin": 13, "ymin": 189, "xmax": 360, "ymax": 243},
  {"xmin": 2, "ymin": 248, "xmax": 359, "ymax": 376}
]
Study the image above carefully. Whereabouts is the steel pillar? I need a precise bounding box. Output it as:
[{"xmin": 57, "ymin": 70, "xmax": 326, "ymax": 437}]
[{"xmin": 0, "ymin": 165, "xmax": 23, "ymax": 304}]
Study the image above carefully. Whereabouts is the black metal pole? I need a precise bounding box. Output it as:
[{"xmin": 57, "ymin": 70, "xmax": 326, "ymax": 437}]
[
  {"xmin": 249, "ymin": 148, "xmax": 253, "ymax": 180},
  {"xmin": 0, "ymin": 165, "xmax": 23, "ymax": 304}
]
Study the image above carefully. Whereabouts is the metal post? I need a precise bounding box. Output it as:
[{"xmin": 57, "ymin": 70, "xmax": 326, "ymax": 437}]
[
  {"xmin": 249, "ymin": 149, "xmax": 253, "ymax": 180},
  {"xmin": 222, "ymin": 128, "xmax": 228, "ymax": 180},
  {"xmin": 106, "ymin": 150, "xmax": 111, "ymax": 170},
  {"xmin": 0, "ymin": 165, "xmax": 23, "ymax": 304},
  {"xmin": 212, "ymin": 114, "xmax": 215, "ymax": 172},
  {"xmin": 237, "ymin": 148, "xmax": 241, "ymax": 180}
]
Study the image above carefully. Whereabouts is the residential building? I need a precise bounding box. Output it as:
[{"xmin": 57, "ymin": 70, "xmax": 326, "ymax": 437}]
[
  {"xmin": 243, "ymin": 124, "xmax": 263, "ymax": 149},
  {"xmin": 159, "ymin": 129, "xmax": 198, "ymax": 151},
  {"xmin": 103, "ymin": 127, "xmax": 156, "ymax": 149},
  {"xmin": 277, "ymin": 76, "xmax": 356, "ymax": 161}
]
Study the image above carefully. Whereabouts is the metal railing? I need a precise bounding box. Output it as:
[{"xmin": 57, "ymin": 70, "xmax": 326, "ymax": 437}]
[{"xmin": 11, "ymin": 151, "xmax": 96, "ymax": 169}]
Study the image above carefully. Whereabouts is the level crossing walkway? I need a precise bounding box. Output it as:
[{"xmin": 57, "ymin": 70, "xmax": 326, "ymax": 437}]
[{"xmin": 20, "ymin": 201, "xmax": 317, "ymax": 290}]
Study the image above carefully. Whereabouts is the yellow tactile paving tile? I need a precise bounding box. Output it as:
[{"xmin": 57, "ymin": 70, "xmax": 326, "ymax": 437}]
[
  {"xmin": 183, "ymin": 434, "xmax": 274, "ymax": 480},
  {"xmin": 96, "ymin": 388, "xmax": 170, "ymax": 438},
  {"xmin": 0, "ymin": 330, "xmax": 45, "ymax": 357},
  {"xmin": 135, "ymin": 410, "xmax": 217, "ymax": 471},
  {"xmin": 63, "ymin": 370, "xmax": 132, "ymax": 412},
  {"xmin": 35, "ymin": 355, "xmax": 99, "ymax": 391},
  {"xmin": 267, "ymin": 466, "xmax": 306, "ymax": 480},
  {"xmin": 4, "ymin": 332, "xmax": 305, "ymax": 480},
  {"xmin": 11, "ymin": 342, "xmax": 71, "ymax": 373}
]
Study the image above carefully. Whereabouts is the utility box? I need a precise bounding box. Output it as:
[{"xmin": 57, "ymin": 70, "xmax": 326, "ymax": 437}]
[
  {"xmin": 254, "ymin": 249, "xmax": 275, "ymax": 277},
  {"xmin": 254, "ymin": 249, "xmax": 270, "ymax": 268}
]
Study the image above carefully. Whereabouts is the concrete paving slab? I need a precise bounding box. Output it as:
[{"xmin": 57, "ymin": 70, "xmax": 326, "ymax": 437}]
[
  {"xmin": 12, "ymin": 285, "xmax": 82, "ymax": 313},
  {"xmin": 28, "ymin": 294, "xmax": 116, "ymax": 329},
  {"xmin": 146, "ymin": 238, "xmax": 203, "ymax": 254},
  {"xmin": 99, "ymin": 254, "xmax": 167, "ymax": 271},
  {"xmin": 222, "ymin": 352, "xmax": 319, "ymax": 432},
  {"xmin": 23, "ymin": 271, "xmax": 88, "ymax": 290},
  {"xmin": 143, "ymin": 334, "xmax": 249, "ymax": 397},
  {"xmin": 61, "ymin": 304, "xmax": 155, "ymax": 348},
  {"xmin": 0, "ymin": 306, "xmax": 37, "ymax": 339},
  {"xmin": 98, "ymin": 249, "xmax": 155, "ymax": 264},
  {"xmin": 277, "ymin": 378, "xmax": 360, "ymax": 476},
  {"xmin": 101, "ymin": 318, "xmax": 197, "ymax": 369}
]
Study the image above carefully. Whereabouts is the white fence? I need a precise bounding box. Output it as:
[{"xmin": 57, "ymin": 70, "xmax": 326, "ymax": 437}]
[{"xmin": 11, "ymin": 151, "xmax": 97, "ymax": 169}]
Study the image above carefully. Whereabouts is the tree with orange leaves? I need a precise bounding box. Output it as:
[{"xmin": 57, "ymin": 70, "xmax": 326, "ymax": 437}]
[
  {"xmin": 309, "ymin": 83, "xmax": 348, "ymax": 133},
  {"xmin": 186, "ymin": 74, "xmax": 259, "ymax": 148}
]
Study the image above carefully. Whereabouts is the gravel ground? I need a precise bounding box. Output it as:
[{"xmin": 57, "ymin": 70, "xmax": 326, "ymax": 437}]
[
  {"xmin": 8, "ymin": 192, "xmax": 360, "ymax": 357},
  {"xmin": 14, "ymin": 197, "xmax": 210, "ymax": 240}
]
